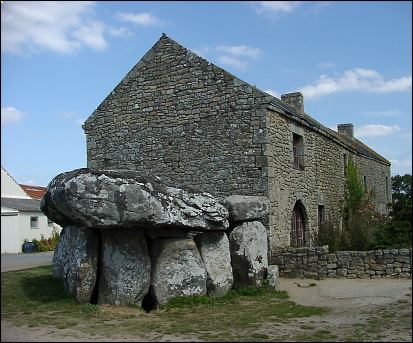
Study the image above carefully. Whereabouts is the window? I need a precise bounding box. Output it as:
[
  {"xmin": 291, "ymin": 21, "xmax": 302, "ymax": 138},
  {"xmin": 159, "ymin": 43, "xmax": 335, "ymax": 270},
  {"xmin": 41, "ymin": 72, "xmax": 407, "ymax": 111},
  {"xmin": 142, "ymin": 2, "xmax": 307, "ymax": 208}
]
[
  {"xmin": 48, "ymin": 218, "xmax": 53, "ymax": 226},
  {"xmin": 30, "ymin": 216, "xmax": 39, "ymax": 229},
  {"xmin": 386, "ymin": 176, "xmax": 389, "ymax": 200},
  {"xmin": 293, "ymin": 133, "xmax": 304, "ymax": 170},
  {"xmin": 343, "ymin": 154, "xmax": 348, "ymax": 176},
  {"xmin": 318, "ymin": 205, "xmax": 325, "ymax": 229},
  {"xmin": 363, "ymin": 176, "xmax": 367, "ymax": 193}
]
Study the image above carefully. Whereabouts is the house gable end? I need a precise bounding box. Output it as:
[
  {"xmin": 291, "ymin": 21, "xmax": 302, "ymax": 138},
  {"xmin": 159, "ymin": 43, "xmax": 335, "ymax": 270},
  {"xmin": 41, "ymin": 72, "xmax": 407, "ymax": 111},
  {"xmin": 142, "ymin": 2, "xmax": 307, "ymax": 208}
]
[{"xmin": 83, "ymin": 34, "xmax": 273, "ymax": 131}]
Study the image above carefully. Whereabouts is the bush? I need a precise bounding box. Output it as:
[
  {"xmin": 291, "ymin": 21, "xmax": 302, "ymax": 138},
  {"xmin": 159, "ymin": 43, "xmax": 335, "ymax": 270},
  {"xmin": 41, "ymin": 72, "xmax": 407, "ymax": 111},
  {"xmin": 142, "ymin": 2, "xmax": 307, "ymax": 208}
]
[
  {"xmin": 313, "ymin": 217, "xmax": 344, "ymax": 253},
  {"xmin": 32, "ymin": 229, "xmax": 60, "ymax": 252},
  {"xmin": 315, "ymin": 159, "xmax": 387, "ymax": 251}
]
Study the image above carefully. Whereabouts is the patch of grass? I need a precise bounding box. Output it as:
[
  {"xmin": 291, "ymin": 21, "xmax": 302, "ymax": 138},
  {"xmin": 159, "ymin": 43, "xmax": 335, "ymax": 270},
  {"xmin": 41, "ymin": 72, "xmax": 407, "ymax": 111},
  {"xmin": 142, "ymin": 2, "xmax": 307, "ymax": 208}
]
[
  {"xmin": 162, "ymin": 286, "xmax": 289, "ymax": 310},
  {"xmin": 2, "ymin": 266, "xmax": 329, "ymax": 341}
]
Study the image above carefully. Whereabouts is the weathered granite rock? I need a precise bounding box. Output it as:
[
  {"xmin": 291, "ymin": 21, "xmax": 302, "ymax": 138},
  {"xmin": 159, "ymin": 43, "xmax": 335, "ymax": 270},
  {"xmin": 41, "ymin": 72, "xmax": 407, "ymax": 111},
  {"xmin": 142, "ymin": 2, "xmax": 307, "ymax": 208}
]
[
  {"xmin": 194, "ymin": 232, "xmax": 233, "ymax": 297},
  {"xmin": 223, "ymin": 195, "xmax": 269, "ymax": 222},
  {"xmin": 41, "ymin": 168, "xmax": 229, "ymax": 231},
  {"xmin": 229, "ymin": 221, "xmax": 268, "ymax": 289},
  {"xmin": 52, "ymin": 225, "xmax": 99, "ymax": 303},
  {"xmin": 267, "ymin": 265, "xmax": 280, "ymax": 290},
  {"xmin": 98, "ymin": 229, "xmax": 151, "ymax": 306},
  {"xmin": 150, "ymin": 237, "xmax": 207, "ymax": 306}
]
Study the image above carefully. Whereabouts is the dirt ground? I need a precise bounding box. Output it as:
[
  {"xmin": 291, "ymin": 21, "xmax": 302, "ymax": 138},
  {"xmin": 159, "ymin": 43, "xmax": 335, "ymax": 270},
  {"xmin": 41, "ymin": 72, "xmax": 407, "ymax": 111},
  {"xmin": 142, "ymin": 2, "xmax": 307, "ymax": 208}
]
[{"xmin": 1, "ymin": 277, "xmax": 412, "ymax": 342}]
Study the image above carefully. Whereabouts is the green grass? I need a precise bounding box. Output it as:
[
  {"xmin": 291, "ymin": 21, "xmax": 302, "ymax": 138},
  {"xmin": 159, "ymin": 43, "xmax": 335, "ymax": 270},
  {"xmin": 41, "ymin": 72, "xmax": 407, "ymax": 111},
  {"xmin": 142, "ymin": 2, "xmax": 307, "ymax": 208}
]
[{"xmin": 1, "ymin": 265, "xmax": 329, "ymax": 341}]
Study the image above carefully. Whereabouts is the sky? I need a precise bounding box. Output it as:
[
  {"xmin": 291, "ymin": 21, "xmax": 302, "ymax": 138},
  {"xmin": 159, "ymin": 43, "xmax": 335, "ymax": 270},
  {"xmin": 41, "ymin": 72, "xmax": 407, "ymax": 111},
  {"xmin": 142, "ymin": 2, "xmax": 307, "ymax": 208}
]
[{"xmin": 1, "ymin": 1, "xmax": 412, "ymax": 186}]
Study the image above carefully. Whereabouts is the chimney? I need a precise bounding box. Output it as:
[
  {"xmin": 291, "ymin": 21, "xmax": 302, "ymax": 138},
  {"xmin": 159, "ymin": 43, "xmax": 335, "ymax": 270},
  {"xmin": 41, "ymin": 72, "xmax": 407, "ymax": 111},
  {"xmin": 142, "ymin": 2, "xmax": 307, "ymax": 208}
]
[
  {"xmin": 337, "ymin": 123, "xmax": 354, "ymax": 138},
  {"xmin": 281, "ymin": 92, "xmax": 304, "ymax": 114}
]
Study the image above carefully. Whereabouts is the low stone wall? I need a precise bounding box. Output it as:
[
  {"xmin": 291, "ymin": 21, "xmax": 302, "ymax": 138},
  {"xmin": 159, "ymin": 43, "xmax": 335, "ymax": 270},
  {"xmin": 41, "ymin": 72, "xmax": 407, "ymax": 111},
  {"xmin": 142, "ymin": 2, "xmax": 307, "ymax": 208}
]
[{"xmin": 270, "ymin": 246, "xmax": 412, "ymax": 279}]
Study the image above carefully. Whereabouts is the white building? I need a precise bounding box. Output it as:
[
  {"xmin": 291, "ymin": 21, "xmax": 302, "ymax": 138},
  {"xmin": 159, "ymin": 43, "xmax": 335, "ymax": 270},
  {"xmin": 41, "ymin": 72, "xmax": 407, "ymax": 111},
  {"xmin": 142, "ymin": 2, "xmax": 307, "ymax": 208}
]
[{"xmin": 1, "ymin": 166, "xmax": 61, "ymax": 253}]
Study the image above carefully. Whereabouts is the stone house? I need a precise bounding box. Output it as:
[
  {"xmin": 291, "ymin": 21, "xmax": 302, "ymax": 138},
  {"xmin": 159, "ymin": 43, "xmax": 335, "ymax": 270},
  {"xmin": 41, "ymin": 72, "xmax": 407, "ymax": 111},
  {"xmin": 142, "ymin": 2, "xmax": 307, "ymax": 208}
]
[{"xmin": 83, "ymin": 34, "xmax": 391, "ymax": 257}]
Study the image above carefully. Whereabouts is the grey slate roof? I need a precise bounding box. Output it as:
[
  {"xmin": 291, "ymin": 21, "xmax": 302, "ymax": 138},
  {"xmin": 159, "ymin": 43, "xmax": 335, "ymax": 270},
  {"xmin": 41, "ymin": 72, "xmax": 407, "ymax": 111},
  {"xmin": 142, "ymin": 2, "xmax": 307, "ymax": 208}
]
[
  {"xmin": 1, "ymin": 197, "xmax": 42, "ymax": 212},
  {"xmin": 265, "ymin": 96, "xmax": 390, "ymax": 165}
]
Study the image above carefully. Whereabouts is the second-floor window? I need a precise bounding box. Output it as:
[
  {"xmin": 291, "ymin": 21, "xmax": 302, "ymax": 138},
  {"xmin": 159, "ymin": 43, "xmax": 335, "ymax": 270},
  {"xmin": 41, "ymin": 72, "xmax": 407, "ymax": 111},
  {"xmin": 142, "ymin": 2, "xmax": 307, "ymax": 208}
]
[
  {"xmin": 293, "ymin": 133, "xmax": 304, "ymax": 170},
  {"xmin": 343, "ymin": 153, "xmax": 348, "ymax": 176}
]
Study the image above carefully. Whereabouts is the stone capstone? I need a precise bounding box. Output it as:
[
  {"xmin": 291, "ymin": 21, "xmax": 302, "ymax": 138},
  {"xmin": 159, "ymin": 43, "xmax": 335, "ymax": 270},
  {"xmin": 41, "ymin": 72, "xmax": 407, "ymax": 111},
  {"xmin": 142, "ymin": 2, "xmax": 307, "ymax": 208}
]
[
  {"xmin": 52, "ymin": 225, "xmax": 99, "ymax": 303},
  {"xmin": 194, "ymin": 232, "xmax": 233, "ymax": 297},
  {"xmin": 150, "ymin": 237, "xmax": 207, "ymax": 307},
  {"xmin": 41, "ymin": 168, "xmax": 229, "ymax": 232},
  {"xmin": 223, "ymin": 195, "xmax": 269, "ymax": 222},
  {"xmin": 98, "ymin": 229, "xmax": 151, "ymax": 306},
  {"xmin": 229, "ymin": 221, "xmax": 268, "ymax": 289}
]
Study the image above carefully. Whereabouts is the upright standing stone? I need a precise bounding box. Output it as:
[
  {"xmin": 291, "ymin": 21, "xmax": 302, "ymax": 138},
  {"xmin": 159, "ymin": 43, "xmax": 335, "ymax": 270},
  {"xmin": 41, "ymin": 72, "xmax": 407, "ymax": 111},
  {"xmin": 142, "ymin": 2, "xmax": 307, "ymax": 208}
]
[
  {"xmin": 52, "ymin": 225, "xmax": 99, "ymax": 303},
  {"xmin": 98, "ymin": 229, "xmax": 151, "ymax": 306},
  {"xmin": 150, "ymin": 237, "xmax": 207, "ymax": 307},
  {"xmin": 267, "ymin": 265, "xmax": 280, "ymax": 290},
  {"xmin": 229, "ymin": 221, "xmax": 268, "ymax": 289},
  {"xmin": 195, "ymin": 232, "xmax": 233, "ymax": 297}
]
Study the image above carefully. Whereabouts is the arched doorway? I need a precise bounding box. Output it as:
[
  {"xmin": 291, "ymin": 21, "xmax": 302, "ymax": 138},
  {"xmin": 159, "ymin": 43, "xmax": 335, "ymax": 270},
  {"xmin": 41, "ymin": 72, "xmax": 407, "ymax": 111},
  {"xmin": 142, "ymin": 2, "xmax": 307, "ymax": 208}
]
[{"xmin": 291, "ymin": 202, "xmax": 306, "ymax": 247}]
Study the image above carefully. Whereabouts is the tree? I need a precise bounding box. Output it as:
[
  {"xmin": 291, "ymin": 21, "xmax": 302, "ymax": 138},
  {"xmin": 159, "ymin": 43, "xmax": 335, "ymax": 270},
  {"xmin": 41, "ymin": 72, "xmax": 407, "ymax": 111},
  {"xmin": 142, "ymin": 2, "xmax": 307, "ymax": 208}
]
[{"xmin": 375, "ymin": 174, "xmax": 412, "ymax": 248}]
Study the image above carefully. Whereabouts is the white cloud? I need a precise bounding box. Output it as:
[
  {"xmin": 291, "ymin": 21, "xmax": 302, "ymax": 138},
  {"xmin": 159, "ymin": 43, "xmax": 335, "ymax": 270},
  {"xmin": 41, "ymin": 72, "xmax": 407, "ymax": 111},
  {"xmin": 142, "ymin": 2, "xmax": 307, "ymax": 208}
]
[
  {"xmin": 354, "ymin": 124, "xmax": 401, "ymax": 138},
  {"xmin": 1, "ymin": 107, "xmax": 24, "ymax": 125},
  {"xmin": 73, "ymin": 20, "xmax": 108, "ymax": 51},
  {"xmin": 216, "ymin": 45, "xmax": 261, "ymax": 71},
  {"xmin": 253, "ymin": 1, "xmax": 302, "ymax": 14},
  {"xmin": 265, "ymin": 89, "xmax": 281, "ymax": 98},
  {"xmin": 218, "ymin": 55, "xmax": 248, "ymax": 71},
  {"xmin": 109, "ymin": 27, "xmax": 133, "ymax": 38},
  {"xmin": 298, "ymin": 68, "xmax": 412, "ymax": 98},
  {"xmin": 216, "ymin": 45, "xmax": 261, "ymax": 59},
  {"xmin": 116, "ymin": 12, "xmax": 161, "ymax": 26},
  {"xmin": 1, "ymin": 1, "xmax": 129, "ymax": 54}
]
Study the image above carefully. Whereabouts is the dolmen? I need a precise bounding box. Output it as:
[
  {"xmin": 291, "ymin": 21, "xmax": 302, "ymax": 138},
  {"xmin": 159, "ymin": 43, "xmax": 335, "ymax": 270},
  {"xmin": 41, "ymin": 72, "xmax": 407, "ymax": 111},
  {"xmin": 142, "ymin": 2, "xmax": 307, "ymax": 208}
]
[{"xmin": 41, "ymin": 168, "xmax": 271, "ymax": 310}]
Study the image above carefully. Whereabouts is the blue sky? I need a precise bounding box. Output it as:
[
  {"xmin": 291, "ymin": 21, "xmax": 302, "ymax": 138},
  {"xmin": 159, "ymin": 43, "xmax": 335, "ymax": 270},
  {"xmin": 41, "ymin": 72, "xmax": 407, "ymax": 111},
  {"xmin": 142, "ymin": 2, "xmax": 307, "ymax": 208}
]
[{"xmin": 1, "ymin": 1, "xmax": 412, "ymax": 186}]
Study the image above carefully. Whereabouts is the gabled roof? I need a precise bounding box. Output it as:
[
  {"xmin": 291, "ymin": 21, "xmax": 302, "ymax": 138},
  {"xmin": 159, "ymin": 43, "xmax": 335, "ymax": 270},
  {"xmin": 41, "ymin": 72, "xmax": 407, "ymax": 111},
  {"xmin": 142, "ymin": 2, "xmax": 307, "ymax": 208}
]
[
  {"xmin": 1, "ymin": 197, "xmax": 42, "ymax": 212},
  {"xmin": 19, "ymin": 184, "xmax": 47, "ymax": 200},
  {"xmin": 83, "ymin": 34, "xmax": 390, "ymax": 166},
  {"xmin": 1, "ymin": 165, "xmax": 32, "ymax": 199}
]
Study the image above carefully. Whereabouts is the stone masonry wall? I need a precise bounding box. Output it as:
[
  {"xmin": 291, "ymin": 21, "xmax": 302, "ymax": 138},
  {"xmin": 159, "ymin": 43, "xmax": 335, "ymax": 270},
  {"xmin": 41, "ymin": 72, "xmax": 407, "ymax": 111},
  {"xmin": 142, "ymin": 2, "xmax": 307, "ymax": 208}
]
[
  {"xmin": 264, "ymin": 108, "xmax": 391, "ymax": 254},
  {"xmin": 271, "ymin": 246, "xmax": 412, "ymax": 279},
  {"xmin": 354, "ymin": 154, "xmax": 392, "ymax": 214},
  {"xmin": 83, "ymin": 35, "xmax": 271, "ymax": 199}
]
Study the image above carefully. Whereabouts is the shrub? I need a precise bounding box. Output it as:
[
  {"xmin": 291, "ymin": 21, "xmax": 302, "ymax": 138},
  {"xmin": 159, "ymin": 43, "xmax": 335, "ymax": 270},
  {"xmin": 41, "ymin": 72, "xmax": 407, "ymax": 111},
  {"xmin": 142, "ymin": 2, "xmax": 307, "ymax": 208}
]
[
  {"xmin": 313, "ymin": 217, "xmax": 344, "ymax": 253},
  {"xmin": 315, "ymin": 159, "xmax": 387, "ymax": 251},
  {"xmin": 340, "ymin": 160, "xmax": 389, "ymax": 250},
  {"xmin": 33, "ymin": 228, "xmax": 60, "ymax": 252}
]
